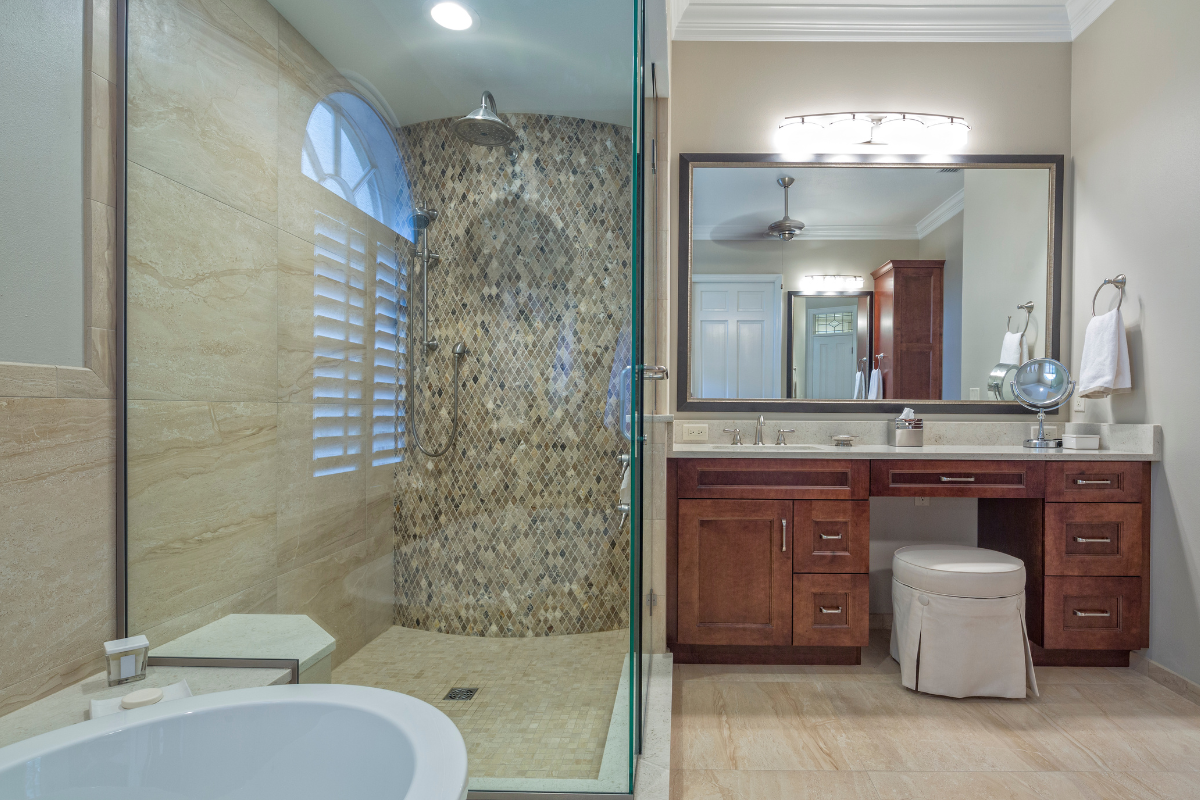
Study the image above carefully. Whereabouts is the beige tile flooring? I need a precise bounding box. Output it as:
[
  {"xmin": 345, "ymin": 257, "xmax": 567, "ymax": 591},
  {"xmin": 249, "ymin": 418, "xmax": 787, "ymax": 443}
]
[
  {"xmin": 333, "ymin": 625, "xmax": 628, "ymax": 781},
  {"xmin": 670, "ymin": 630, "xmax": 1200, "ymax": 799}
]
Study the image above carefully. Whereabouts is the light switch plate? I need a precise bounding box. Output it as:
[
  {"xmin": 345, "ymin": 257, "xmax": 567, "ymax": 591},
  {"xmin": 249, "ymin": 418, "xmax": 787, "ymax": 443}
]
[
  {"xmin": 1073, "ymin": 396, "xmax": 1086, "ymax": 413},
  {"xmin": 681, "ymin": 423, "xmax": 708, "ymax": 443}
]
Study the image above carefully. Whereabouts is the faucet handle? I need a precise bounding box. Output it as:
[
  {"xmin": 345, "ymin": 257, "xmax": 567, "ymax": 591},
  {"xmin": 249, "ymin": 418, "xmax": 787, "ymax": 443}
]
[
  {"xmin": 775, "ymin": 428, "xmax": 796, "ymax": 445},
  {"xmin": 723, "ymin": 428, "xmax": 742, "ymax": 445}
]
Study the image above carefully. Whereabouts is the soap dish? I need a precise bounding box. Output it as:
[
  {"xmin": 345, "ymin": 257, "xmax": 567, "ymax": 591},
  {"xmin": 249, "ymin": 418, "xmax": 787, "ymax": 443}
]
[{"xmin": 1062, "ymin": 433, "xmax": 1100, "ymax": 450}]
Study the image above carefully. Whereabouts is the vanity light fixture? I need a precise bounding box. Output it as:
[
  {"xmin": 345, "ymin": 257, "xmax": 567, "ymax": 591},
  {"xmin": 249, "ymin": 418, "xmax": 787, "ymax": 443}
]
[
  {"xmin": 430, "ymin": 1, "xmax": 474, "ymax": 30},
  {"xmin": 779, "ymin": 112, "xmax": 970, "ymax": 152},
  {"xmin": 799, "ymin": 275, "xmax": 865, "ymax": 292}
]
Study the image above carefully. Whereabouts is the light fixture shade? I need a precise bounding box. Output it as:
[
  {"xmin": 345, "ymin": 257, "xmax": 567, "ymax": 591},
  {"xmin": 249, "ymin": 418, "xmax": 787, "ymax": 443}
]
[
  {"xmin": 926, "ymin": 120, "xmax": 970, "ymax": 151},
  {"xmin": 777, "ymin": 120, "xmax": 827, "ymax": 151},
  {"xmin": 876, "ymin": 116, "xmax": 925, "ymax": 147},
  {"xmin": 799, "ymin": 275, "xmax": 865, "ymax": 292},
  {"xmin": 825, "ymin": 116, "xmax": 873, "ymax": 145},
  {"xmin": 431, "ymin": 1, "xmax": 474, "ymax": 30}
]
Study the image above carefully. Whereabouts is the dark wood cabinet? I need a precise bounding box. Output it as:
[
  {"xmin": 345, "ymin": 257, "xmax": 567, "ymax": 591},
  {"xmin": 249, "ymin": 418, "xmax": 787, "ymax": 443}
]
[
  {"xmin": 669, "ymin": 458, "xmax": 1152, "ymax": 666},
  {"xmin": 676, "ymin": 499, "xmax": 793, "ymax": 647},
  {"xmin": 871, "ymin": 259, "xmax": 945, "ymax": 399}
]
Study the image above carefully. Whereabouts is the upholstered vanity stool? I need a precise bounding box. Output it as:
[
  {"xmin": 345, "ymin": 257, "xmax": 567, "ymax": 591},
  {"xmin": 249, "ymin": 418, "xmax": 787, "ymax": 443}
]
[{"xmin": 891, "ymin": 545, "xmax": 1039, "ymax": 699}]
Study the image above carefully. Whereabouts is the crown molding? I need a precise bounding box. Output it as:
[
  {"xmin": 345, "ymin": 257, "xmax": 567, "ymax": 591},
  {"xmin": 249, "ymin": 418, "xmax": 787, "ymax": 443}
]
[
  {"xmin": 673, "ymin": 3, "xmax": 1079, "ymax": 42},
  {"xmin": 915, "ymin": 188, "xmax": 965, "ymax": 239},
  {"xmin": 1065, "ymin": 0, "xmax": 1117, "ymax": 38}
]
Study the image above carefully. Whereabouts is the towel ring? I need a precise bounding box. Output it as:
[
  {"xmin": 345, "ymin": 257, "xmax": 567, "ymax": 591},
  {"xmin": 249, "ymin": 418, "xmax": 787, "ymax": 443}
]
[
  {"xmin": 1092, "ymin": 274, "xmax": 1126, "ymax": 317},
  {"xmin": 1006, "ymin": 301, "xmax": 1034, "ymax": 335}
]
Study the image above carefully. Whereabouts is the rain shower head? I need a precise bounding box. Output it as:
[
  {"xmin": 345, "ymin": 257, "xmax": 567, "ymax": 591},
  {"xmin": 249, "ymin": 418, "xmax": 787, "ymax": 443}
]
[
  {"xmin": 412, "ymin": 207, "xmax": 439, "ymax": 230},
  {"xmin": 452, "ymin": 91, "xmax": 517, "ymax": 147}
]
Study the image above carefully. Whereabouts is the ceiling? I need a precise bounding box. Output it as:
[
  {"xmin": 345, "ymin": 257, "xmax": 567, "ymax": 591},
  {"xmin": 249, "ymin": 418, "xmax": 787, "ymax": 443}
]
[
  {"xmin": 668, "ymin": 0, "xmax": 1117, "ymax": 41},
  {"xmin": 692, "ymin": 167, "xmax": 965, "ymax": 241},
  {"xmin": 268, "ymin": 0, "xmax": 641, "ymax": 128}
]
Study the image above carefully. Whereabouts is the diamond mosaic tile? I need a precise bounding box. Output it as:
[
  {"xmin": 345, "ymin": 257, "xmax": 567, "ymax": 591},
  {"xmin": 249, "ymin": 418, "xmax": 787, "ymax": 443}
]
[{"xmin": 393, "ymin": 114, "xmax": 634, "ymax": 637}]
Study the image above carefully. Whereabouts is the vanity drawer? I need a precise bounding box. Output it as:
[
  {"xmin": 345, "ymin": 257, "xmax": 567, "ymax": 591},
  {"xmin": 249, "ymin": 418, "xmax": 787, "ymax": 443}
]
[
  {"xmin": 871, "ymin": 460, "xmax": 1045, "ymax": 498},
  {"xmin": 1045, "ymin": 503, "xmax": 1143, "ymax": 576},
  {"xmin": 1046, "ymin": 462, "xmax": 1145, "ymax": 503},
  {"xmin": 792, "ymin": 573, "xmax": 870, "ymax": 647},
  {"xmin": 1044, "ymin": 576, "xmax": 1144, "ymax": 650},
  {"xmin": 678, "ymin": 459, "xmax": 869, "ymax": 500},
  {"xmin": 792, "ymin": 501, "xmax": 869, "ymax": 574}
]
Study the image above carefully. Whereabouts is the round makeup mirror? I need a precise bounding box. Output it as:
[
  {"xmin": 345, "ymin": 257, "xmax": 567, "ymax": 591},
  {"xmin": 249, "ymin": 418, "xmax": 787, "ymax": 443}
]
[{"xmin": 1010, "ymin": 358, "xmax": 1076, "ymax": 448}]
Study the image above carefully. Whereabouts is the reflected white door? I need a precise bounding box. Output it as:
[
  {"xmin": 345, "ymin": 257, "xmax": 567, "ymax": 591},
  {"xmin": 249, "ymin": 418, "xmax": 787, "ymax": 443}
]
[
  {"xmin": 806, "ymin": 305, "xmax": 856, "ymax": 399},
  {"xmin": 691, "ymin": 276, "xmax": 781, "ymax": 399}
]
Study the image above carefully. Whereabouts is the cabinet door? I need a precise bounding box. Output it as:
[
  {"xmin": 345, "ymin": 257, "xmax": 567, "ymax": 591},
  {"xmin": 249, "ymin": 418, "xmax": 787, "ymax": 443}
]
[{"xmin": 677, "ymin": 499, "xmax": 792, "ymax": 646}]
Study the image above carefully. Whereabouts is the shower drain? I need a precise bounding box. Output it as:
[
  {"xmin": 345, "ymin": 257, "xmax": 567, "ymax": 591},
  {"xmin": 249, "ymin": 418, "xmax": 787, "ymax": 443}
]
[{"xmin": 444, "ymin": 687, "xmax": 479, "ymax": 701}]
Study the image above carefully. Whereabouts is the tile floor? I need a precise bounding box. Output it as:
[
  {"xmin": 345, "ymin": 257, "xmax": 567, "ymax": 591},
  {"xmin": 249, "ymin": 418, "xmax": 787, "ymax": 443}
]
[
  {"xmin": 333, "ymin": 626, "xmax": 629, "ymax": 782},
  {"xmin": 670, "ymin": 629, "xmax": 1200, "ymax": 799}
]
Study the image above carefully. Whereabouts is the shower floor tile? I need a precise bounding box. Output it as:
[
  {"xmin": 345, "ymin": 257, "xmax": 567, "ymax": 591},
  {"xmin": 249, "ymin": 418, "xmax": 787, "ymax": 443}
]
[{"xmin": 333, "ymin": 626, "xmax": 629, "ymax": 782}]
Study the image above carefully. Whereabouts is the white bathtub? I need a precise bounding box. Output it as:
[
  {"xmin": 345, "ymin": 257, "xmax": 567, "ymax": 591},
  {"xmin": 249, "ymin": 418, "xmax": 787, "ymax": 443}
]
[{"xmin": 0, "ymin": 684, "xmax": 468, "ymax": 800}]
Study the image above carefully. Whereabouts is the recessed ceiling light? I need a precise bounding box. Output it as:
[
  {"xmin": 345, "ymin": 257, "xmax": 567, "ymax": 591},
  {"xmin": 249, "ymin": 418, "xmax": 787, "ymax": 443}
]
[{"xmin": 431, "ymin": 2, "xmax": 474, "ymax": 30}]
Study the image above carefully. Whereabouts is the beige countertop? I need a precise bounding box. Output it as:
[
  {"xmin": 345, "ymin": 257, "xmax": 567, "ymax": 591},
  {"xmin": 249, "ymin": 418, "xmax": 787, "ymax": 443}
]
[{"xmin": 0, "ymin": 665, "xmax": 291, "ymax": 750}]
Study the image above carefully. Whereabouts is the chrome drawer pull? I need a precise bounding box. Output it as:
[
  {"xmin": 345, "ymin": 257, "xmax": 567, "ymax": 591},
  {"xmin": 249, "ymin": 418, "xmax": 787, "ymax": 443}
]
[
  {"xmin": 940, "ymin": 476, "xmax": 976, "ymax": 482},
  {"xmin": 819, "ymin": 606, "xmax": 843, "ymax": 614},
  {"xmin": 1073, "ymin": 609, "xmax": 1111, "ymax": 617},
  {"xmin": 782, "ymin": 519, "xmax": 787, "ymax": 553},
  {"xmin": 1076, "ymin": 479, "xmax": 1112, "ymax": 485},
  {"xmin": 819, "ymin": 533, "xmax": 843, "ymax": 540},
  {"xmin": 1074, "ymin": 537, "xmax": 1112, "ymax": 543}
]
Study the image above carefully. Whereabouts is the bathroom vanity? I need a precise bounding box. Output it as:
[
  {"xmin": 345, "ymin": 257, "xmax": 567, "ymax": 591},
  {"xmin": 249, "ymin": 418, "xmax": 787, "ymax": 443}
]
[{"xmin": 665, "ymin": 440, "xmax": 1157, "ymax": 668}]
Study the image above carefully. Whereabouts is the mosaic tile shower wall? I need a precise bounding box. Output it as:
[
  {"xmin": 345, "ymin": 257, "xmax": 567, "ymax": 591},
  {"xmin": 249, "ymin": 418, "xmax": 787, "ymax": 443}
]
[{"xmin": 394, "ymin": 114, "xmax": 633, "ymax": 637}]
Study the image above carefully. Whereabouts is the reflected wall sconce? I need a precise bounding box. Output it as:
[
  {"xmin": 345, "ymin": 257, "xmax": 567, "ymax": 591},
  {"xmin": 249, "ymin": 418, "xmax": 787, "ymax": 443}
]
[
  {"xmin": 799, "ymin": 275, "xmax": 865, "ymax": 292},
  {"xmin": 778, "ymin": 112, "xmax": 970, "ymax": 153}
]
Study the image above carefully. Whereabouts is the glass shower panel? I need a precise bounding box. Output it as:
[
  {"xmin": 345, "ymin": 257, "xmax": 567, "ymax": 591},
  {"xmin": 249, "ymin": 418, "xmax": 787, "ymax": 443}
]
[{"xmin": 123, "ymin": 0, "xmax": 640, "ymax": 794}]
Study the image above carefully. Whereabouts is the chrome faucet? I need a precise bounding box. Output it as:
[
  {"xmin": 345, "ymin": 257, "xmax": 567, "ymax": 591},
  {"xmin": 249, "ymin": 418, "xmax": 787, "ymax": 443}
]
[
  {"xmin": 723, "ymin": 427, "xmax": 742, "ymax": 445},
  {"xmin": 755, "ymin": 415, "xmax": 766, "ymax": 446}
]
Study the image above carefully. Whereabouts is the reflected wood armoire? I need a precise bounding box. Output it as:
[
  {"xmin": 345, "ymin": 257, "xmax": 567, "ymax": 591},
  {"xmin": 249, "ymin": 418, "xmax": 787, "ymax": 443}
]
[{"xmin": 871, "ymin": 260, "xmax": 945, "ymax": 400}]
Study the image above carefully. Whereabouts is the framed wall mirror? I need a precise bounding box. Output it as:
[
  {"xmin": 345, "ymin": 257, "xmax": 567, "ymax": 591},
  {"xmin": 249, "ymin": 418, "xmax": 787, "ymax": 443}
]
[{"xmin": 677, "ymin": 153, "xmax": 1064, "ymax": 413}]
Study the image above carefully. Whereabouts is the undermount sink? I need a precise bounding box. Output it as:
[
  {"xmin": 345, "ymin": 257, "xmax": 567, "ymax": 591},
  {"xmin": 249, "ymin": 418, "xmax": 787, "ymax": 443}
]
[{"xmin": 706, "ymin": 444, "xmax": 825, "ymax": 451}]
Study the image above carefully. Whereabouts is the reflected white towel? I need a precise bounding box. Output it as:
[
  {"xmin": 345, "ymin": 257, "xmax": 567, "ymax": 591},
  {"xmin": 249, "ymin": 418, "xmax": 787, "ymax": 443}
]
[
  {"xmin": 868, "ymin": 368, "xmax": 882, "ymax": 400},
  {"xmin": 1000, "ymin": 332, "xmax": 1027, "ymax": 365},
  {"xmin": 1078, "ymin": 308, "xmax": 1131, "ymax": 398},
  {"xmin": 853, "ymin": 371, "xmax": 865, "ymax": 400}
]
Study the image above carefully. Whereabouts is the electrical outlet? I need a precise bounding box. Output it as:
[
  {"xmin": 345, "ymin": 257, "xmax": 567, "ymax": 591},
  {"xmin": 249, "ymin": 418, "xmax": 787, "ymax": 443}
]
[
  {"xmin": 682, "ymin": 423, "xmax": 708, "ymax": 443},
  {"xmin": 969, "ymin": 387, "xmax": 981, "ymax": 401},
  {"xmin": 915, "ymin": 497, "xmax": 931, "ymax": 507},
  {"xmin": 1073, "ymin": 396, "xmax": 1086, "ymax": 413}
]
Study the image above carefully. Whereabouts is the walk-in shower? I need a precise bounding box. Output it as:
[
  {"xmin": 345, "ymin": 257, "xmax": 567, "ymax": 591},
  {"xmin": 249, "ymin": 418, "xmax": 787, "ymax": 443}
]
[{"xmin": 120, "ymin": 0, "xmax": 645, "ymax": 796}]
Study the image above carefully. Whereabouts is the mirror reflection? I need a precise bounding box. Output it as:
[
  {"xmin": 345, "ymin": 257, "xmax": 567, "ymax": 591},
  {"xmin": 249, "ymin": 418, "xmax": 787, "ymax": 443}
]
[{"xmin": 688, "ymin": 165, "xmax": 1053, "ymax": 402}]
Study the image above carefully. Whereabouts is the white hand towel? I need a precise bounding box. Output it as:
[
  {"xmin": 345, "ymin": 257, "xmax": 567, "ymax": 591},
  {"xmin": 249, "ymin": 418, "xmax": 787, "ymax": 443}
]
[
  {"xmin": 1000, "ymin": 332, "xmax": 1027, "ymax": 365},
  {"xmin": 867, "ymin": 368, "xmax": 882, "ymax": 400},
  {"xmin": 1078, "ymin": 307, "xmax": 1131, "ymax": 398},
  {"xmin": 853, "ymin": 370, "xmax": 865, "ymax": 400}
]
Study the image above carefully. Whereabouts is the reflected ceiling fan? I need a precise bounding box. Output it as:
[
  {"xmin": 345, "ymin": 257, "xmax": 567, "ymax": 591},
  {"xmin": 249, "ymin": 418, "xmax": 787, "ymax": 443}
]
[{"xmin": 766, "ymin": 176, "xmax": 805, "ymax": 241}]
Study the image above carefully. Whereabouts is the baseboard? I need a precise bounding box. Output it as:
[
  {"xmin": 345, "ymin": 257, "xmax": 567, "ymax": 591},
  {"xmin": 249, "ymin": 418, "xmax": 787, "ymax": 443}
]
[
  {"xmin": 1131, "ymin": 651, "xmax": 1200, "ymax": 707},
  {"xmin": 670, "ymin": 644, "xmax": 860, "ymax": 665}
]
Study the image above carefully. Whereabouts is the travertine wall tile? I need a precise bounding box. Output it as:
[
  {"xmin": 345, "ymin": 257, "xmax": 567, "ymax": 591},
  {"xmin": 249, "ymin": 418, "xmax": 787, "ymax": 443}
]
[
  {"xmin": 87, "ymin": 73, "xmax": 117, "ymax": 206},
  {"xmin": 0, "ymin": 398, "xmax": 116, "ymax": 693},
  {"xmin": 56, "ymin": 363, "xmax": 114, "ymax": 400},
  {"xmin": 126, "ymin": 164, "xmax": 278, "ymax": 401},
  {"xmin": 85, "ymin": 200, "xmax": 116, "ymax": 331},
  {"xmin": 126, "ymin": 400, "xmax": 278, "ymax": 634},
  {"xmin": 0, "ymin": 363, "xmax": 58, "ymax": 398}
]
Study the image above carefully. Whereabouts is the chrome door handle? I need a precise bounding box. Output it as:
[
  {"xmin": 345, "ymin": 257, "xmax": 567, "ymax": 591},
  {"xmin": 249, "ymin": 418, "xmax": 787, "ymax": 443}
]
[
  {"xmin": 819, "ymin": 533, "xmax": 843, "ymax": 540},
  {"xmin": 1075, "ymin": 479, "xmax": 1112, "ymax": 485},
  {"xmin": 940, "ymin": 476, "xmax": 976, "ymax": 482},
  {"xmin": 1074, "ymin": 537, "xmax": 1112, "ymax": 543},
  {"xmin": 642, "ymin": 365, "xmax": 668, "ymax": 381},
  {"xmin": 819, "ymin": 606, "xmax": 843, "ymax": 614},
  {"xmin": 782, "ymin": 519, "xmax": 787, "ymax": 552},
  {"xmin": 1073, "ymin": 609, "xmax": 1111, "ymax": 617}
]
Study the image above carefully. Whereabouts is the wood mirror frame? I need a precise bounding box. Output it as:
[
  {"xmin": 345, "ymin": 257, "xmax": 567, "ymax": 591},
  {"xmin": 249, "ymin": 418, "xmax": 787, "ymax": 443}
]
[{"xmin": 677, "ymin": 153, "xmax": 1065, "ymax": 414}]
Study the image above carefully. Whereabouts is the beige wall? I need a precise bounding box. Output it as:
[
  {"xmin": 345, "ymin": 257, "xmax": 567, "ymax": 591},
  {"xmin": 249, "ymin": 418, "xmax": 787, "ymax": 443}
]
[
  {"xmin": 0, "ymin": 0, "xmax": 119, "ymax": 719},
  {"xmin": 1072, "ymin": 0, "xmax": 1200, "ymax": 683},
  {"xmin": 122, "ymin": 0, "xmax": 394, "ymax": 665},
  {"xmin": 668, "ymin": 40, "xmax": 1073, "ymax": 416}
]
